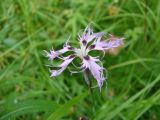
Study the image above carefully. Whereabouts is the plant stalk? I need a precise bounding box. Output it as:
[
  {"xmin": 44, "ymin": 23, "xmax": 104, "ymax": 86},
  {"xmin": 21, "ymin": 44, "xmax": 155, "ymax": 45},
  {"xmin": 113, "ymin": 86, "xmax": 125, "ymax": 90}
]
[{"xmin": 83, "ymin": 70, "xmax": 96, "ymax": 115}]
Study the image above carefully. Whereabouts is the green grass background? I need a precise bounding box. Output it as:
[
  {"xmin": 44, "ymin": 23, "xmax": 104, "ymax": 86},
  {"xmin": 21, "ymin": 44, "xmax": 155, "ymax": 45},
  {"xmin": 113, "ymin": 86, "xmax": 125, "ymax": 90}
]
[{"xmin": 0, "ymin": 0, "xmax": 160, "ymax": 120}]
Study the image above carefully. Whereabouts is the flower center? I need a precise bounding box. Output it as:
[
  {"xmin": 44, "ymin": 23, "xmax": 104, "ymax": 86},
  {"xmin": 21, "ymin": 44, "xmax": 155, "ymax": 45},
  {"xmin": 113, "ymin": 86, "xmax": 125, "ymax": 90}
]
[{"xmin": 75, "ymin": 44, "xmax": 88, "ymax": 59}]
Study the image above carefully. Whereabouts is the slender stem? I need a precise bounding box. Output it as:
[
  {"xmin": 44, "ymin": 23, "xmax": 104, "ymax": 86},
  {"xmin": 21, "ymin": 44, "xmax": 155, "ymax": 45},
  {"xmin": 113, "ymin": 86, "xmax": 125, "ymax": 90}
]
[
  {"xmin": 89, "ymin": 85, "xmax": 96, "ymax": 115},
  {"xmin": 83, "ymin": 70, "xmax": 96, "ymax": 115}
]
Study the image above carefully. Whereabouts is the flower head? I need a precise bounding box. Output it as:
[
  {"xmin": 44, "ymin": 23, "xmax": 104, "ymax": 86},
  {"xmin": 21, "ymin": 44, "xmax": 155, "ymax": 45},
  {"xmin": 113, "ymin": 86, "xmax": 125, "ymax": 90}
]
[{"xmin": 45, "ymin": 25, "xmax": 123, "ymax": 90}]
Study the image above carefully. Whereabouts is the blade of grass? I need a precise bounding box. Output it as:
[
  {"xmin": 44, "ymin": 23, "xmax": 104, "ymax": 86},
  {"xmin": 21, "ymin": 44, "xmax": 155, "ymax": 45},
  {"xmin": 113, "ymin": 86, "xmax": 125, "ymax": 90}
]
[
  {"xmin": 108, "ymin": 58, "xmax": 157, "ymax": 70},
  {"xmin": 47, "ymin": 91, "xmax": 89, "ymax": 120},
  {"xmin": 0, "ymin": 100, "xmax": 59, "ymax": 120}
]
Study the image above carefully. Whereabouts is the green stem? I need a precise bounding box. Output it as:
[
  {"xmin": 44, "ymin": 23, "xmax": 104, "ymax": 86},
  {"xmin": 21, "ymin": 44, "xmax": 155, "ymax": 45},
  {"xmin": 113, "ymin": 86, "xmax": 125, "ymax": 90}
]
[{"xmin": 83, "ymin": 70, "xmax": 96, "ymax": 115}]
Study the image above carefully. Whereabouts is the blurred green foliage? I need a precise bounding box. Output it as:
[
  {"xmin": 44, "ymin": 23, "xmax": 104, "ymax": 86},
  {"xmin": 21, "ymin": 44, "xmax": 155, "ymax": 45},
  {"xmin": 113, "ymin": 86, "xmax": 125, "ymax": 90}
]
[{"xmin": 0, "ymin": 0, "xmax": 160, "ymax": 120}]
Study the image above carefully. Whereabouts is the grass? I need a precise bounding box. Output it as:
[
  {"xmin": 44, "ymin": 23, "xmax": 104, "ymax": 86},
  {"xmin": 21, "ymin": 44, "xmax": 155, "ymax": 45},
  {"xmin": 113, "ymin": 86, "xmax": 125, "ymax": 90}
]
[{"xmin": 0, "ymin": 0, "xmax": 160, "ymax": 120}]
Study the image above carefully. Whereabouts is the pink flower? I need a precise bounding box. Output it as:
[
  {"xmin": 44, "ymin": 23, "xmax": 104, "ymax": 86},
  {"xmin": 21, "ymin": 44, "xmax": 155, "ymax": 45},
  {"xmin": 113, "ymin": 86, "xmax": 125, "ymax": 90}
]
[{"xmin": 45, "ymin": 25, "xmax": 123, "ymax": 90}]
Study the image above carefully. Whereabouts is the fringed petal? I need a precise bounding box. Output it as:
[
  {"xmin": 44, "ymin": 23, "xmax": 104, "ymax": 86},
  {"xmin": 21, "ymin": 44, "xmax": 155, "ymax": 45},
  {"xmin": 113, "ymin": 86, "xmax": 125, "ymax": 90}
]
[
  {"xmin": 89, "ymin": 35, "xmax": 123, "ymax": 51},
  {"xmin": 104, "ymin": 36, "xmax": 123, "ymax": 49},
  {"xmin": 44, "ymin": 50, "xmax": 59, "ymax": 60},
  {"xmin": 79, "ymin": 25, "xmax": 102, "ymax": 46},
  {"xmin": 45, "ymin": 41, "xmax": 74, "ymax": 60},
  {"xmin": 82, "ymin": 56, "xmax": 105, "ymax": 90},
  {"xmin": 50, "ymin": 55, "xmax": 75, "ymax": 77}
]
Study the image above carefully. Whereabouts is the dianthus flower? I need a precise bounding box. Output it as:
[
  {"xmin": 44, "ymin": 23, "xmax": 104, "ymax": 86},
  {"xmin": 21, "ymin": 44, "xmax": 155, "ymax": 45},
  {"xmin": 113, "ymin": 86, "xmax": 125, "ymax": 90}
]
[{"xmin": 45, "ymin": 25, "xmax": 123, "ymax": 90}]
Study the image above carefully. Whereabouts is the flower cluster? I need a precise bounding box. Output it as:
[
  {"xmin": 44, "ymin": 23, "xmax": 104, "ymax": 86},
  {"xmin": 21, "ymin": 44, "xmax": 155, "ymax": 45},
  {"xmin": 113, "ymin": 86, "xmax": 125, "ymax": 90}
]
[{"xmin": 45, "ymin": 25, "xmax": 123, "ymax": 90}]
